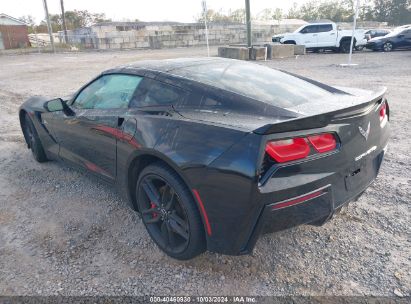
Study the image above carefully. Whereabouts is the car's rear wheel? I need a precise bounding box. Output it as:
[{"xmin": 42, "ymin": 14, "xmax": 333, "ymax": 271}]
[
  {"xmin": 136, "ymin": 163, "xmax": 206, "ymax": 260},
  {"xmin": 339, "ymin": 40, "xmax": 352, "ymax": 53},
  {"xmin": 383, "ymin": 42, "xmax": 393, "ymax": 52},
  {"xmin": 24, "ymin": 114, "xmax": 48, "ymax": 162}
]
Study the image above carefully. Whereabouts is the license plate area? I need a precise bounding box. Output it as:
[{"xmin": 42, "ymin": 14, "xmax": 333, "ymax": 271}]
[{"xmin": 344, "ymin": 160, "xmax": 375, "ymax": 191}]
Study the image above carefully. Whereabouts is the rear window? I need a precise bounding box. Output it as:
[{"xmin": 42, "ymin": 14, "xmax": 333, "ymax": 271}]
[{"xmin": 170, "ymin": 61, "xmax": 334, "ymax": 108}]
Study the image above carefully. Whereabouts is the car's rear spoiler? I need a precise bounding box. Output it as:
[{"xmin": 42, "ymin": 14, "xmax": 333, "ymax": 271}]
[{"xmin": 253, "ymin": 89, "xmax": 387, "ymax": 135}]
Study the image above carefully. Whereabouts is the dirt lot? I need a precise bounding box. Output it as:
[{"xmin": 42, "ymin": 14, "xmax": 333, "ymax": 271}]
[{"xmin": 0, "ymin": 47, "xmax": 410, "ymax": 297}]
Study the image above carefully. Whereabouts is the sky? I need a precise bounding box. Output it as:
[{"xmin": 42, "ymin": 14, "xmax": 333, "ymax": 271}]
[{"xmin": 2, "ymin": 0, "xmax": 308, "ymax": 24}]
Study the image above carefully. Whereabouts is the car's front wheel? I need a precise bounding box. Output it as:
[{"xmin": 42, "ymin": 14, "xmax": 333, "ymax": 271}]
[
  {"xmin": 136, "ymin": 163, "xmax": 206, "ymax": 260},
  {"xmin": 23, "ymin": 114, "xmax": 48, "ymax": 162},
  {"xmin": 383, "ymin": 42, "xmax": 393, "ymax": 52}
]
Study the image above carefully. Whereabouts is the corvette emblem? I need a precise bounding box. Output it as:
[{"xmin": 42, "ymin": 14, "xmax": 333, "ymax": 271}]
[{"xmin": 359, "ymin": 122, "xmax": 370, "ymax": 141}]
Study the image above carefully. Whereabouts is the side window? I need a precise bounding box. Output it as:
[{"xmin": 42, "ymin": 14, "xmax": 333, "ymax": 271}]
[
  {"xmin": 74, "ymin": 74, "xmax": 143, "ymax": 109},
  {"xmin": 403, "ymin": 30, "xmax": 411, "ymax": 38},
  {"xmin": 130, "ymin": 78, "xmax": 186, "ymax": 108},
  {"xmin": 300, "ymin": 25, "xmax": 317, "ymax": 34},
  {"xmin": 318, "ymin": 24, "xmax": 332, "ymax": 32}
]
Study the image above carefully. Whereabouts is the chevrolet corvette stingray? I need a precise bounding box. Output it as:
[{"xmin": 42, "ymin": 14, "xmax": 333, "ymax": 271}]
[{"xmin": 19, "ymin": 58, "xmax": 390, "ymax": 260}]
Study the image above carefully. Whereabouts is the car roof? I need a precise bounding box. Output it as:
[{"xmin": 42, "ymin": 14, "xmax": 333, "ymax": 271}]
[
  {"xmin": 117, "ymin": 57, "xmax": 233, "ymax": 74},
  {"xmin": 107, "ymin": 57, "xmax": 347, "ymax": 111}
]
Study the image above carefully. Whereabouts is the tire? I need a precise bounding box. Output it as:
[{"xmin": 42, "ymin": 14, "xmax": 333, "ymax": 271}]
[
  {"xmin": 136, "ymin": 162, "xmax": 206, "ymax": 260},
  {"xmin": 339, "ymin": 40, "xmax": 352, "ymax": 53},
  {"xmin": 383, "ymin": 42, "xmax": 393, "ymax": 52},
  {"xmin": 24, "ymin": 114, "xmax": 48, "ymax": 163},
  {"xmin": 355, "ymin": 45, "xmax": 364, "ymax": 51}
]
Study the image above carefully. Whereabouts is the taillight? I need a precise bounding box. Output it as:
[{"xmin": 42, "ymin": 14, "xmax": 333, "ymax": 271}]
[
  {"xmin": 307, "ymin": 133, "xmax": 337, "ymax": 153},
  {"xmin": 265, "ymin": 138, "xmax": 310, "ymax": 163},
  {"xmin": 379, "ymin": 101, "xmax": 388, "ymax": 127},
  {"xmin": 265, "ymin": 133, "xmax": 337, "ymax": 163}
]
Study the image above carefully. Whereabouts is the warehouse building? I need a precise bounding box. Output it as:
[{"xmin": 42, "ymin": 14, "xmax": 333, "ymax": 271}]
[{"xmin": 0, "ymin": 13, "xmax": 30, "ymax": 50}]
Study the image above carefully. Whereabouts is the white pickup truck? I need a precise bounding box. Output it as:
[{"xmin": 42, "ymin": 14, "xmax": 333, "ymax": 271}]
[{"xmin": 272, "ymin": 22, "xmax": 367, "ymax": 53}]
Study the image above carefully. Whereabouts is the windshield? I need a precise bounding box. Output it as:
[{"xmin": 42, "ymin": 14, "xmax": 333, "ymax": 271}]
[{"xmin": 293, "ymin": 25, "xmax": 306, "ymax": 33}]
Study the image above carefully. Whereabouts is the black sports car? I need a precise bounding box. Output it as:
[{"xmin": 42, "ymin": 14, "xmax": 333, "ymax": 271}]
[
  {"xmin": 19, "ymin": 58, "xmax": 390, "ymax": 260},
  {"xmin": 366, "ymin": 28, "xmax": 411, "ymax": 51}
]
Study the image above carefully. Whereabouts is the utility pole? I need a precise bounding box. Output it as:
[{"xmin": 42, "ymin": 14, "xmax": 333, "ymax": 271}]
[
  {"xmin": 201, "ymin": 0, "xmax": 210, "ymax": 57},
  {"xmin": 60, "ymin": 0, "xmax": 68, "ymax": 44},
  {"xmin": 245, "ymin": 0, "xmax": 252, "ymax": 48},
  {"xmin": 42, "ymin": 0, "xmax": 55, "ymax": 53},
  {"xmin": 348, "ymin": 0, "xmax": 360, "ymax": 65}
]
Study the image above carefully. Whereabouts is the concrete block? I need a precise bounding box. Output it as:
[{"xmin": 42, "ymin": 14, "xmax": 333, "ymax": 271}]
[
  {"xmin": 218, "ymin": 46, "xmax": 249, "ymax": 60},
  {"xmin": 271, "ymin": 44, "xmax": 294, "ymax": 58},
  {"xmin": 294, "ymin": 44, "xmax": 306, "ymax": 55},
  {"xmin": 250, "ymin": 47, "xmax": 267, "ymax": 60},
  {"xmin": 113, "ymin": 37, "xmax": 124, "ymax": 44}
]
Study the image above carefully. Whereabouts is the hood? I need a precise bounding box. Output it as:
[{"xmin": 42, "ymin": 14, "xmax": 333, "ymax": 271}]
[{"xmin": 272, "ymin": 32, "xmax": 290, "ymax": 38}]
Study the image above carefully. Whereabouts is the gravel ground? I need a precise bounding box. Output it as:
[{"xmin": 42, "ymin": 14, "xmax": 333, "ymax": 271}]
[{"xmin": 0, "ymin": 47, "xmax": 410, "ymax": 297}]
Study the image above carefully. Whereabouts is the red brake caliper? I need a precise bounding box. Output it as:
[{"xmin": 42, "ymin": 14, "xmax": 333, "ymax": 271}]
[{"xmin": 151, "ymin": 202, "xmax": 158, "ymax": 218}]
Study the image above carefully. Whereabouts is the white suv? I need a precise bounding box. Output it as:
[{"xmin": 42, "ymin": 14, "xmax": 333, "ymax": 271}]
[{"xmin": 272, "ymin": 22, "xmax": 367, "ymax": 53}]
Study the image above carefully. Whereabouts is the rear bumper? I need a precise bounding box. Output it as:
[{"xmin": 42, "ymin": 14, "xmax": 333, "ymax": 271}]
[{"xmin": 240, "ymin": 148, "xmax": 386, "ymax": 255}]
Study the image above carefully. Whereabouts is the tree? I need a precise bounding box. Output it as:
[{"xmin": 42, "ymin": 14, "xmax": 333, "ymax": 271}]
[
  {"xmin": 390, "ymin": 0, "xmax": 411, "ymax": 25},
  {"xmin": 19, "ymin": 15, "xmax": 36, "ymax": 34},
  {"xmin": 257, "ymin": 8, "xmax": 283, "ymax": 22},
  {"xmin": 373, "ymin": 0, "xmax": 411, "ymax": 25},
  {"xmin": 40, "ymin": 10, "xmax": 112, "ymax": 32},
  {"xmin": 273, "ymin": 8, "xmax": 283, "ymax": 23},
  {"xmin": 229, "ymin": 9, "xmax": 246, "ymax": 23},
  {"xmin": 358, "ymin": 0, "xmax": 374, "ymax": 21},
  {"xmin": 287, "ymin": 3, "xmax": 301, "ymax": 19},
  {"xmin": 373, "ymin": 0, "xmax": 393, "ymax": 21},
  {"xmin": 196, "ymin": 9, "xmax": 245, "ymax": 23},
  {"xmin": 286, "ymin": 0, "xmax": 357, "ymax": 22}
]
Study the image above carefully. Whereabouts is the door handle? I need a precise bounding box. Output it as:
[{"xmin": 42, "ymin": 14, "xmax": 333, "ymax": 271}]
[
  {"xmin": 330, "ymin": 33, "xmax": 335, "ymax": 35},
  {"xmin": 118, "ymin": 117, "xmax": 125, "ymax": 127},
  {"xmin": 313, "ymin": 34, "xmax": 318, "ymax": 36}
]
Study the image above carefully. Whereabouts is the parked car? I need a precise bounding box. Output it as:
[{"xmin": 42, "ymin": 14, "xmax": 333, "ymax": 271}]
[
  {"xmin": 364, "ymin": 29, "xmax": 391, "ymax": 41},
  {"xmin": 272, "ymin": 22, "xmax": 367, "ymax": 53},
  {"xmin": 19, "ymin": 58, "xmax": 390, "ymax": 260},
  {"xmin": 366, "ymin": 28, "xmax": 411, "ymax": 51}
]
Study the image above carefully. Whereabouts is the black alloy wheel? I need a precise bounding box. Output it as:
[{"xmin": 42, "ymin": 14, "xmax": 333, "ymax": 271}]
[
  {"xmin": 24, "ymin": 114, "xmax": 48, "ymax": 162},
  {"xmin": 136, "ymin": 163, "xmax": 206, "ymax": 260}
]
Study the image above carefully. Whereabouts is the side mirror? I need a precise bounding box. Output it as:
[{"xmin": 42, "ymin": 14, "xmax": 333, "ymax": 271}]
[{"xmin": 44, "ymin": 98, "xmax": 75, "ymax": 116}]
